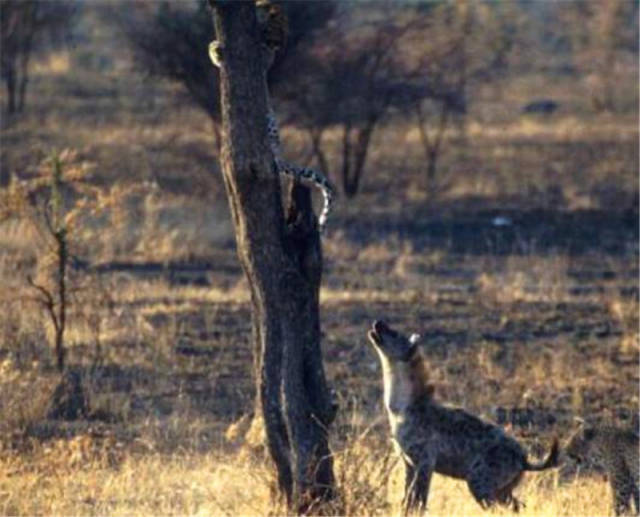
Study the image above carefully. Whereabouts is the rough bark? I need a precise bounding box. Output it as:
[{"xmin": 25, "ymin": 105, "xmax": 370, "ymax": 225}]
[{"xmin": 211, "ymin": 2, "xmax": 336, "ymax": 513}]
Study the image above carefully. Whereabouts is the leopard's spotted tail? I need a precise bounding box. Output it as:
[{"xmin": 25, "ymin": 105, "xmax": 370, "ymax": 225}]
[{"xmin": 276, "ymin": 158, "xmax": 335, "ymax": 232}]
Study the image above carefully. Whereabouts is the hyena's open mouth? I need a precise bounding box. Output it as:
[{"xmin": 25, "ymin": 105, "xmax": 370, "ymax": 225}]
[{"xmin": 368, "ymin": 320, "xmax": 391, "ymax": 346}]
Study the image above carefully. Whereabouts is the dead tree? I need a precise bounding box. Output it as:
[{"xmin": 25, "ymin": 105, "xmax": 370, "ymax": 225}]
[
  {"xmin": 211, "ymin": 2, "xmax": 336, "ymax": 513},
  {"xmin": 0, "ymin": 1, "xmax": 76, "ymax": 114}
]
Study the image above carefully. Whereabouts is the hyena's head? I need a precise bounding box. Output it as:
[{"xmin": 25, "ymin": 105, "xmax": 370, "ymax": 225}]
[
  {"xmin": 564, "ymin": 425, "xmax": 596, "ymax": 464},
  {"xmin": 367, "ymin": 320, "xmax": 420, "ymax": 363}
]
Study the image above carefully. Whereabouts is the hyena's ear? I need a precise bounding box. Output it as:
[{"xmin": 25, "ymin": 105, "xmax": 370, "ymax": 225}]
[{"xmin": 409, "ymin": 333, "xmax": 421, "ymax": 345}]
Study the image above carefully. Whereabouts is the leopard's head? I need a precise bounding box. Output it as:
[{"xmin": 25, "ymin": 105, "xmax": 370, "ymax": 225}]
[{"xmin": 565, "ymin": 425, "xmax": 597, "ymax": 464}]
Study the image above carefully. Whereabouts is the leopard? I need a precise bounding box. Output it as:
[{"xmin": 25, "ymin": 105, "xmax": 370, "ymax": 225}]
[
  {"xmin": 367, "ymin": 320, "xmax": 559, "ymax": 515},
  {"xmin": 565, "ymin": 422, "xmax": 639, "ymax": 515},
  {"xmin": 209, "ymin": 0, "xmax": 335, "ymax": 231}
]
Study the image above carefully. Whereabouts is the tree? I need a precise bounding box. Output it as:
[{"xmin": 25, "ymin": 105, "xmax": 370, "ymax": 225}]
[
  {"xmin": 210, "ymin": 2, "xmax": 336, "ymax": 513},
  {"xmin": 1, "ymin": 151, "xmax": 90, "ymax": 420},
  {"xmin": 276, "ymin": 8, "xmax": 423, "ymax": 198},
  {"xmin": 557, "ymin": 0, "xmax": 639, "ymax": 112},
  {"xmin": 24, "ymin": 153, "xmax": 69, "ymax": 374},
  {"xmin": 115, "ymin": 1, "xmax": 222, "ymax": 146},
  {"xmin": 0, "ymin": 1, "xmax": 76, "ymax": 114},
  {"xmin": 1, "ymin": 149, "xmax": 154, "ymax": 419},
  {"xmin": 400, "ymin": 1, "xmax": 522, "ymax": 196},
  {"xmin": 406, "ymin": 3, "xmax": 472, "ymax": 196},
  {"xmin": 276, "ymin": 2, "xmax": 522, "ymax": 199}
]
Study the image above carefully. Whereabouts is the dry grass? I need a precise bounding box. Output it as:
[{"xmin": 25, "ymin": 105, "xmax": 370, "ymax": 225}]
[
  {"xmin": 475, "ymin": 254, "xmax": 571, "ymax": 305},
  {"xmin": 0, "ymin": 434, "xmax": 614, "ymax": 517},
  {"xmin": 0, "ymin": 361, "xmax": 618, "ymax": 517}
]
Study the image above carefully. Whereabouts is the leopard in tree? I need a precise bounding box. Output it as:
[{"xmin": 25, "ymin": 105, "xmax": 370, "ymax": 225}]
[
  {"xmin": 565, "ymin": 422, "xmax": 639, "ymax": 516},
  {"xmin": 209, "ymin": 0, "xmax": 335, "ymax": 231}
]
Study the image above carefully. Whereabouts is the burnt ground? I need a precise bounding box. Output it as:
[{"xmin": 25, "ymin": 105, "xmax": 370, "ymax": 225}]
[{"xmin": 9, "ymin": 206, "xmax": 633, "ymax": 466}]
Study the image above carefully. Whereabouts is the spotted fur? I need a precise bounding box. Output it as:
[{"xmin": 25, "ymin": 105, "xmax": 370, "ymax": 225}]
[
  {"xmin": 209, "ymin": 1, "xmax": 335, "ymax": 231},
  {"xmin": 367, "ymin": 320, "xmax": 558, "ymax": 514},
  {"xmin": 256, "ymin": 0, "xmax": 288, "ymax": 56},
  {"xmin": 566, "ymin": 423, "xmax": 639, "ymax": 516}
]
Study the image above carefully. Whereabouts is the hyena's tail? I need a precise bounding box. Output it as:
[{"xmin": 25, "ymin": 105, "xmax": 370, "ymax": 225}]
[{"xmin": 524, "ymin": 438, "xmax": 559, "ymax": 471}]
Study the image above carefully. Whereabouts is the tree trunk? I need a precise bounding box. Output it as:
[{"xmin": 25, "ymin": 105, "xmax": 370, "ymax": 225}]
[
  {"xmin": 340, "ymin": 122, "xmax": 353, "ymax": 197},
  {"xmin": 17, "ymin": 37, "xmax": 31, "ymax": 112},
  {"xmin": 54, "ymin": 228, "xmax": 67, "ymax": 373},
  {"xmin": 309, "ymin": 128, "xmax": 329, "ymax": 178},
  {"xmin": 283, "ymin": 180, "xmax": 336, "ymax": 509},
  {"xmin": 5, "ymin": 68, "xmax": 16, "ymax": 114},
  {"xmin": 351, "ymin": 120, "xmax": 375, "ymax": 194},
  {"xmin": 425, "ymin": 149, "xmax": 438, "ymax": 198},
  {"xmin": 17, "ymin": 74, "xmax": 27, "ymax": 112},
  {"xmin": 416, "ymin": 100, "xmax": 450, "ymax": 199},
  {"xmin": 212, "ymin": 3, "xmax": 336, "ymax": 513},
  {"xmin": 341, "ymin": 123, "xmax": 374, "ymax": 199}
]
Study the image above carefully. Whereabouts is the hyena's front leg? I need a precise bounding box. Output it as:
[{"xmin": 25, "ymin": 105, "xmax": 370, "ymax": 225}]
[
  {"xmin": 403, "ymin": 460, "xmax": 433, "ymax": 515},
  {"xmin": 467, "ymin": 460, "xmax": 501, "ymax": 510}
]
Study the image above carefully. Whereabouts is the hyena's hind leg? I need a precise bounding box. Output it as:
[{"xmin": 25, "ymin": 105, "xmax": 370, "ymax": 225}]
[
  {"xmin": 466, "ymin": 461, "xmax": 504, "ymax": 510},
  {"xmin": 497, "ymin": 490, "xmax": 525, "ymax": 513},
  {"xmin": 496, "ymin": 473, "xmax": 525, "ymax": 513},
  {"xmin": 403, "ymin": 460, "xmax": 433, "ymax": 515},
  {"xmin": 468, "ymin": 470, "xmax": 526, "ymax": 511}
]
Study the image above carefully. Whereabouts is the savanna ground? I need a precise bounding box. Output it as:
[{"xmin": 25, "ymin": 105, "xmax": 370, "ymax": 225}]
[{"xmin": 0, "ymin": 7, "xmax": 638, "ymax": 517}]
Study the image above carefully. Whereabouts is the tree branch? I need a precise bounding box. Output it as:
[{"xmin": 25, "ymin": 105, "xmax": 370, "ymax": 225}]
[{"xmin": 26, "ymin": 275, "xmax": 60, "ymax": 333}]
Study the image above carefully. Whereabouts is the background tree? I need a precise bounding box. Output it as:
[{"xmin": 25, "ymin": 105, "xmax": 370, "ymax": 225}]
[
  {"xmin": 399, "ymin": 1, "xmax": 523, "ymax": 197},
  {"xmin": 1, "ymin": 151, "xmax": 91, "ymax": 420},
  {"xmin": 211, "ymin": 2, "xmax": 336, "ymax": 513},
  {"xmin": 115, "ymin": 1, "xmax": 221, "ymax": 146},
  {"xmin": 0, "ymin": 0, "xmax": 77, "ymax": 114},
  {"xmin": 276, "ymin": 2, "xmax": 522, "ymax": 199},
  {"xmin": 557, "ymin": 0, "xmax": 639, "ymax": 112},
  {"xmin": 276, "ymin": 7, "xmax": 423, "ymax": 198},
  {"xmin": 121, "ymin": 1, "xmax": 518, "ymax": 200},
  {"xmin": 117, "ymin": 0, "xmax": 336, "ymax": 152},
  {"xmin": 26, "ymin": 154, "xmax": 69, "ymax": 375}
]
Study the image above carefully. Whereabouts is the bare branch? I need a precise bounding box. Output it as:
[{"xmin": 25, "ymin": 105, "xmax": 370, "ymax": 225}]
[{"xmin": 26, "ymin": 275, "xmax": 60, "ymax": 332}]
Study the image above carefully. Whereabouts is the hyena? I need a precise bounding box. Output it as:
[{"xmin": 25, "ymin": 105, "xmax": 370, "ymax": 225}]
[{"xmin": 367, "ymin": 320, "xmax": 559, "ymax": 514}]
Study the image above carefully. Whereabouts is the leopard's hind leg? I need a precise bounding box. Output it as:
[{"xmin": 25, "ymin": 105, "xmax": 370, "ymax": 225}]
[
  {"xmin": 496, "ymin": 472, "xmax": 525, "ymax": 512},
  {"xmin": 611, "ymin": 471, "xmax": 635, "ymax": 516},
  {"xmin": 277, "ymin": 159, "xmax": 335, "ymax": 231}
]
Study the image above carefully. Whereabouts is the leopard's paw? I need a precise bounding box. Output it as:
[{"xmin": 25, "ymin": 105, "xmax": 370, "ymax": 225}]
[{"xmin": 208, "ymin": 40, "xmax": 223, "ymax": 67}]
